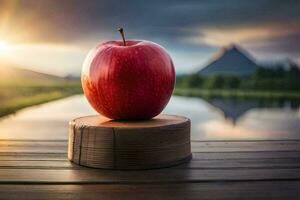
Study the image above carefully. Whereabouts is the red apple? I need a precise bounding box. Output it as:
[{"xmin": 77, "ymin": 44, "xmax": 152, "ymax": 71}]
[{"xmin": 81, "ymin": 29, "xmax": 175, "ymax": 120}]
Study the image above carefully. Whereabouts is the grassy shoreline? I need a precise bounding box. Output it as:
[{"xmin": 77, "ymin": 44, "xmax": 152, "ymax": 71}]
[
  {"xmin": 174, "ymin": 88, "xmax": 300, "ymax": 100},
  {"xmin": 0, "ymin": 91, "xmax": 81, "ymax": 118},
  {"xmin": 0, "ymin": 83, "xmax": 82, "ymax": 118}
]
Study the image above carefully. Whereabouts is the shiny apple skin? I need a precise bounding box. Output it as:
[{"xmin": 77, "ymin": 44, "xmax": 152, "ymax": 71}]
[{"xmin": 81, "ymin": 40, "xmax": 175, "ymax": 120}]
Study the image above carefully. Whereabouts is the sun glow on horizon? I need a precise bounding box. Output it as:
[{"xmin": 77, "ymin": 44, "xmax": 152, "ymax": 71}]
[
  {"xmin": 0, "ymin": 42, "xmax": 87, "ymax": 76},
  {"xmin": 0, "ymin": 40, "xmax": 10, "ymax": 54}
]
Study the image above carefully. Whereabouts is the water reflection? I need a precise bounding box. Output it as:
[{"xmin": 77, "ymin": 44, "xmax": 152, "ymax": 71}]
[
  {"xmin": 164, "ymin": 97, "xmax": 300, "ymax": 140},
  {"xmin": 207, "ymin": 98, "xmax": 300, "ymax": 124},
  {"xmin": 0, "ymin": 95, "xmax": 299, "ymax": 141}
]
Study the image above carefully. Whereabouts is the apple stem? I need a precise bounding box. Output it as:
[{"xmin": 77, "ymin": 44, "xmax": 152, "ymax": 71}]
[{"xmin": 118, "ymin": 27, "xmax": 126, "ymax": 46}]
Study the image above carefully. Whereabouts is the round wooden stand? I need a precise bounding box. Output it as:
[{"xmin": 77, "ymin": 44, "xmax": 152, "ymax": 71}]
[{"xmin": 68, "ymin": 114, "xmax": 191, "ymax": 169}]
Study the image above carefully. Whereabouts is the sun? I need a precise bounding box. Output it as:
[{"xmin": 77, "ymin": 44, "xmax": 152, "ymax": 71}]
[{"xmin": 0, "ymin": 40, "xmax": 10, "ymax": 54}]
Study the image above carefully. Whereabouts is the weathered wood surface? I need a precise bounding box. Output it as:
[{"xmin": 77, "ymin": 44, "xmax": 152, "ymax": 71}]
[{"xmin": 0, "ymin": 139, "xmax": 299, "ymax": 199}]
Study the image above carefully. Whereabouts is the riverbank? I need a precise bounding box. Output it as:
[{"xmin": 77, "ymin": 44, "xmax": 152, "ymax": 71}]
[
  {"xmin": 0, "ymin": 82, "xmax": 82, "ymax": 118},
  {"xmin": 2, "ymin": 85, "xmax": 300, "ymax": 119},
  {"xmin": 174, "ymin": 88, "xmax": 300, "ymax": 100}
]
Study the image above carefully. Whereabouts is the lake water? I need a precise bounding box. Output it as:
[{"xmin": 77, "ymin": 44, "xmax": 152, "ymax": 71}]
[{"xmin": 0, "ymin": 95, "xmax": 299, "ymax": 141}]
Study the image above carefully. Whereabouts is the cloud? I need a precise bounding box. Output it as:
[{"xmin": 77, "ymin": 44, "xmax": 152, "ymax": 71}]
[
  {"xmin": 183, "ymin": 23, "xmax": 300, "ymax": 46},
  {"xmin": 1, "ymin": 0, "xmax": 299, "ymax": 44},
  {"xmin": 183, "ymin": 27, "xmax": 275, "ymax": 47},
  {"xmin": 0, "ymin": 0, "xmax": 299, "ymax": 75}
]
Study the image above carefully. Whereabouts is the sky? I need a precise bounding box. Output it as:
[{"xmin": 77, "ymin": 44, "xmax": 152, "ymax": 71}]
[{"xmin": 0, "ymin": 0, "xmax": 299, "ymax": 76}]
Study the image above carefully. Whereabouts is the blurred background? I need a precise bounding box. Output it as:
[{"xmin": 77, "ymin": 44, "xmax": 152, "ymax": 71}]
[{"xmin": 0, "ymin": 0, "xmax": 299, "ymax": 140}]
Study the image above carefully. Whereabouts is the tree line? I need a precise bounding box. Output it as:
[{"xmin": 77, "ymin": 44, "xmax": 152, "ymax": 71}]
[{"xmin": 176, "ymin": 65, "xmax": 300, "ymax": 91}]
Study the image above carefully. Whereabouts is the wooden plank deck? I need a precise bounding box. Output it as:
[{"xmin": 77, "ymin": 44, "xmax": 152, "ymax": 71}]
[{"xmin": 0, "ymin": 139, "xmax": 299, "ymax": 199}]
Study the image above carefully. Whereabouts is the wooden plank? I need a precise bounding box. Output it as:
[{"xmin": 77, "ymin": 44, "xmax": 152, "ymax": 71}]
[
  {"xmin": 0, "ymin": 151, "xmax": 300, "ymax": 167},
  {"xmin": 192, "ymin": 140, "xmax": 300, "ymax": 152},
  {"xmin": 0, "ymin": 168, "xmax": 299, "ymax": 183},
  {"xmin": 0, "ymin": 152, "xmax": 67, "ymax": 160},
  {"xmin": 0, "ymin": 150, "xmax": 299, "ymax": 162},
  {"xmin": 176, "ymin": 157, "xmax": 300, "ymax": 169},
  {"xmin": 0, "ymin": 160, "xmax": 76, "ymax": 169},
  {"xmin": 0, "ymin": 140, "xmax": 67, "ymax": 146},
  {"xmin": 0, "ymin": 140, "xmax": 67, "ymax": 153},
  {"xmin": 0, "ymin": 147, "xmax": 66, "ymax": 153},
  {"xmin": 0, "ymin": 140, "xmax": 299, "ymax": 154},
  {"xmin": 0, "ymin": 156, "xmax": 300, "ymax": 170},
  {"xmin": 192, "ymin": 151, "xmax": 300, "ymax": 160},
  {"xmin": 0, "ymin": 181, "xmax": 299, "ymax": 200}
]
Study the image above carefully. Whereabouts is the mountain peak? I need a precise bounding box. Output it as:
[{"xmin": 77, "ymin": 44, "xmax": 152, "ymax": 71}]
[
  {"xmin": 225, "ymin": 44, "xmax": 239, "ymax": 51},
  {"xmin": 223, "ymin": 44, "xmax": 245, "ymax": 55},
  {"xmin": 199, "ymin": 44, "xmax": 258, "ymax": 77}
]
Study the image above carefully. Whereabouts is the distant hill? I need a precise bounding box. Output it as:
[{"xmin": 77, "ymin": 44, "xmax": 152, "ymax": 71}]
[
  {"xmin": 65, "ymin": 74, "xmax": 81, "ymax": 81},
  {"xmin": 0, "ymin": 63, "xmax": 67, "ymax": 84},
  {"xmin": 198, "ymin": 45, "xmax": 259, "ymax": 77}
]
